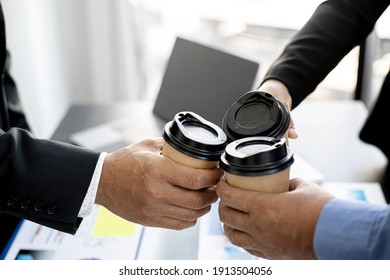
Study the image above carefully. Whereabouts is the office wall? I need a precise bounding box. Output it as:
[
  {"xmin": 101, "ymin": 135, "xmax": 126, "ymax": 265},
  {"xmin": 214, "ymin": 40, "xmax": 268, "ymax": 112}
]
[{"xmin": 1, "ymin": 0, "xmax": 140, "ymax": 138}]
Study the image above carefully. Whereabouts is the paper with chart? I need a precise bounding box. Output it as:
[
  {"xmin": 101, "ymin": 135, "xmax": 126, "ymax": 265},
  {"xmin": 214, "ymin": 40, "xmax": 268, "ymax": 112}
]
[{"xmin": 4, "ymin": 206, "xmax": 144, "ymax": 260}]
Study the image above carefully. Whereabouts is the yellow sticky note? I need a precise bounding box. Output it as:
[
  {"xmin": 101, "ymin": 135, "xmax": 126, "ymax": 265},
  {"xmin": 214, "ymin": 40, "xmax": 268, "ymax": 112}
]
[{"xmin": 92, "ymin": 206, "xmax": 136, "ymax": 237}]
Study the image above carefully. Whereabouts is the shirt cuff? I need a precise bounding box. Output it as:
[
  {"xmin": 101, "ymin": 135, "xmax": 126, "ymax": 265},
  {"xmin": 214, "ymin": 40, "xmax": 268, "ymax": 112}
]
[
  {"xmin": 314, "ymin": 198, "xmax": 388, "ymax": 259},
  {"xmin": 78, "ymin": 152, "xmax": 107, "ymax": 217}
]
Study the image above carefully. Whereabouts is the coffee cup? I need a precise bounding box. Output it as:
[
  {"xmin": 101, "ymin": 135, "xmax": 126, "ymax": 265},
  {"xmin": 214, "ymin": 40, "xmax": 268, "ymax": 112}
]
[
  {"xmin": 219, "ymin": 136, "xmax": 294, "ymax": 192},
  {"xmin": 222, "ymin": 90, "xmax": 290, "ymax": 143},
  {"xmin": 162, "ymin": 111, "xmax": 227, "ymax": 169}
]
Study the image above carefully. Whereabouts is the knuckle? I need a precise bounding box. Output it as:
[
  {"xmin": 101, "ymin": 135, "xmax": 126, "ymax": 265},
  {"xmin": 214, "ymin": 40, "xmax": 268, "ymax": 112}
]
[
  {"xmin": 184, "ymin": 209, "xmax": 199, "ymax": 221},
  {"xmin": 190, "ymin": 173, "xmax": 205, "ymax": 189},
  {"xmin": 225, "ymin": 229, "xmax": 238, "ymax": 246},
  {"xmin": 173, "ymin": 220, "xmax": 195, "ymax": 231},
  {"xmin": 218, "ymin": 207, "xmax": 226, "ymax": 223},
  {"xmin": 190, "ymin": 193, "xmax": 206, "ymax": 209},
  {"xmin": 140, "ymin": 204, "xmax": 156, "ymax": 219},
  {"xmin": 218, "ymin": 184, "xmax": 232, "ymax": 200},
  {"xmin": 146, "ymin": 186, "xmax": 165, "ymax": 202}
]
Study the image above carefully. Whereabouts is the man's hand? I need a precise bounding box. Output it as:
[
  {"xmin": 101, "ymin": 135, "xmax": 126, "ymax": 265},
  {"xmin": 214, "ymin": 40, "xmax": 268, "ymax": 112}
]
[
  {"xmin": 96, "ymin": 137, "xmax": 221, "ymax": 230},
  {"xmin": 217, "ymin": 178, "xmax": 334, "ymax": 259},
  {"xmin": 259, "ymin": 79, "xmax": 298, "ymax": 139}
]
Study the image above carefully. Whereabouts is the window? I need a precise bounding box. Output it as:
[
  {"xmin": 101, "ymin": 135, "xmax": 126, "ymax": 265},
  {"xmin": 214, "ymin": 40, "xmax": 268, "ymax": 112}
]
[{"xmin": 129, "ymin": 0, "xmax": 358, "ymax": 102}]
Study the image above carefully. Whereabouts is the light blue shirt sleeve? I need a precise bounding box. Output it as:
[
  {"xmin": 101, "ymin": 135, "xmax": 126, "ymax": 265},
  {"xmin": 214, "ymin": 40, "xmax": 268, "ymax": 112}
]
[{"xmin": 314, "ymin": 199, "xmax": 390, "ymax": 259}]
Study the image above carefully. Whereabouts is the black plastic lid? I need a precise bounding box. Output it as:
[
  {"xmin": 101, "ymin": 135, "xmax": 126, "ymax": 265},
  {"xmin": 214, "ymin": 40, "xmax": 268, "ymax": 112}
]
[
  {"xmin": 220, "ymin": 136, "xmax": 294, "ymax": 176},
  {"xmin": 222, "ymin": 90, "xmax": 290, "ymax": 142},
  {"xmin": 163, "ymin": 111, "xmax": 227, "ymax": 161}
]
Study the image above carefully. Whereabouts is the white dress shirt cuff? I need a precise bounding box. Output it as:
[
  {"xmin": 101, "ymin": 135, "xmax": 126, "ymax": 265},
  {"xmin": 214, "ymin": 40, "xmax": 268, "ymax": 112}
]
[{"xmin": 78, "ymin": 152, "xmax": 107, "ymax": 218}]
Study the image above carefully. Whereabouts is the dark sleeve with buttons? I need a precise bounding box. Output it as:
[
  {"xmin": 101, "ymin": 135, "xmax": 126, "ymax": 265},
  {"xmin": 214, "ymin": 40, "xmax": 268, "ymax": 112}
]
[
  {"xmin": 0, "ymin": 128, "xmax": 101, "ymax": 234},
  {"xmin": 261, "ymin": 0, "xmax": 389, "ymax": 109}
]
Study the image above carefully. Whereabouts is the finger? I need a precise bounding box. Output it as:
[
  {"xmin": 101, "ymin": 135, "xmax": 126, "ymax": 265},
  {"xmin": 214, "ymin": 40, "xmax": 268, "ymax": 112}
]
[
  {"xmin": 218, "ymin": 201, "xmax": 249, "ymax": 231},
  {"xmin": 244, "ymin": 249, "xmax": 268, "ymax": 259},
  {"xmin": 223, "ymin": 226, "xmax": 273, "ymax": 259},
  {"xmin": 288, "ymin": 118, "xmax": 298, "ymax": 139},
  {"xmin": 288, "ymin": 127, "xmax": 298, "ymax": 139},
  {"xmin": 223, "ymin": 225, "xmax": 259, "ymax": 252},
  {"xmin": 289, "ymin": 178, "xmax": 303, "ymax": 191},
  {"xmin": 216, "ymin": 180, "xmax": 259, "ymax": 213},
  {"xmin": 289, "ymin": 177, "xmax": 311, "ymax": 191},
  {"xmin": 163, "ymin": 204, "xmax": 212, "ymax": 222},
  {"xmin": 147, "ymin": 215, "xmax": 197, "ymax": 231},
  {"xmin": 136, "ymin": 137, "xmax": 164, "ymax": 152},
  {"xmin": 163, "ymin": 185, "xmax": 218, "ymax": 210},
  {"xmin": 164, "ymin": 159, "xmax": 224, "ymax": 190},
  {"xmin": 140, "ymin": 202, "xmax": 211, "ymax": 229},
  {"xmin": 251, "ymin": 249, "xmax": 273, "ymax": 259}
]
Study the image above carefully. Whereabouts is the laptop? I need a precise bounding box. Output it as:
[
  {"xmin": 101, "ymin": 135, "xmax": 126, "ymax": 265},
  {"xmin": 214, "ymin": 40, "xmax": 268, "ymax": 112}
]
[
  {"xmin": 152, "ymin": 36, "xmax": 260, "ymax": 127},
  {"xmin": 69, "ymin": 36, "xmax": 260, "ymax": 152},
  {"xmin": 0, "ymin": 36, "xmax": 260, "ymax": 259}
]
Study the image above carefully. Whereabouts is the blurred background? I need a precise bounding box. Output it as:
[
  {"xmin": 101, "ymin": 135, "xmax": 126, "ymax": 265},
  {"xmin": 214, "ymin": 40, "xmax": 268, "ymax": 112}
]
[{"xmin": 1, "ymin": 0, "xmax": 389, "ymax": 138}]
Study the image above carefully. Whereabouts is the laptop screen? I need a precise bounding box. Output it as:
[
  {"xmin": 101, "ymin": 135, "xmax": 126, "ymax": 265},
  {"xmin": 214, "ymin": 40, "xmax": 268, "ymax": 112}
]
[{"xmin": 153, "ymin": 37, "xmax": 260, "ymax": 127}]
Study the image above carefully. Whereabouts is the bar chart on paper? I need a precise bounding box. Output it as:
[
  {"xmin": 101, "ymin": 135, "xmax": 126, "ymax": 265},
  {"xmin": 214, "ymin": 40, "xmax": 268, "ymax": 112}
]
[{"xmin": 4, "ymin": 206, "xmax": 144, "ymax": 260}]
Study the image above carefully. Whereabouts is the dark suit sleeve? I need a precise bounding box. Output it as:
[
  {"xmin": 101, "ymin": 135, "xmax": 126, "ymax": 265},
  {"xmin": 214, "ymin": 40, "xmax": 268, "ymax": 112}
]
[
  {"xmin": 261, "ymin": 0, "xmax": 389, "ymax": 109},
  {"xmin": 0, "ymin": 128, "xmax": 101, "ymax": 234},
  {"xmin": 4, "ymin": 51, "xmax": 30, "ymax": 130}
]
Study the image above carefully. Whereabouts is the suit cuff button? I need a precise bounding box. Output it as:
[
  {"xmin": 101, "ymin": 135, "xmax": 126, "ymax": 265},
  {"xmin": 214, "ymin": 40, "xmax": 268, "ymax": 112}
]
[
  {"xmin": 47, "ymin": 206, "xmax": 57, "ymax": 216},
  {"xmin": 20, "ymin": 199, "xmax": 31, "ymax": 210},
  {"xmin": 6, "ymin": 197, "xmax": 18, "ymax": 209},
  {"xmin": 33, "ymin": 202, "xmax": 44, "ymax": 212}
]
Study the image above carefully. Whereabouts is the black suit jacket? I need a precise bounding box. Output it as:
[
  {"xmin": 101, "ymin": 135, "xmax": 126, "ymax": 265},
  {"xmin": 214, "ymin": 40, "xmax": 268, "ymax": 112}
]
[
  {"xmin": 262, "ymin": 0, "xmax": 390, "ymax": 195},
  {"xmin": 0, "ymin": 3, "xmax": 100, "ymax": 234}
]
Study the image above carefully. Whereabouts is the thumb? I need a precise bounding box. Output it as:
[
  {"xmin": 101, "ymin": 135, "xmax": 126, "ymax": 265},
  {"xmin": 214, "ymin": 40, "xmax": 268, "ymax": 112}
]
[{"xmin": 289, "ymin": 178, "xmax": 308, "ymax": 191}]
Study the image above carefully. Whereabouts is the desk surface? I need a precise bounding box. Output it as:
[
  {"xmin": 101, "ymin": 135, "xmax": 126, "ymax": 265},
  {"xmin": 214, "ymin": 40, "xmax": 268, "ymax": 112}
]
[
  {"xmin": 51, "ymin": 99, "xmax": 388, "ymax": 260},
  {"xmin": 290, "ymin": 99, "xmax": 387, "ymax": 183},
  {"xmin": 51, "ymin": 102, "xmax": 138, "ymax": 143}
]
